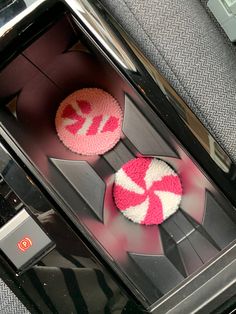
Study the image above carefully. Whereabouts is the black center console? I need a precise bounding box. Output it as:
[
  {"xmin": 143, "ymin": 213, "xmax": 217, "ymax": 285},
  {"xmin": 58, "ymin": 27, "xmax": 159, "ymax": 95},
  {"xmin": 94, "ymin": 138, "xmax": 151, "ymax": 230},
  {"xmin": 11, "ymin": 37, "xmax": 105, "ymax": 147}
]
[{"xmin": 0, "ymin": 1, "xmax": 235, "ymax": 313}]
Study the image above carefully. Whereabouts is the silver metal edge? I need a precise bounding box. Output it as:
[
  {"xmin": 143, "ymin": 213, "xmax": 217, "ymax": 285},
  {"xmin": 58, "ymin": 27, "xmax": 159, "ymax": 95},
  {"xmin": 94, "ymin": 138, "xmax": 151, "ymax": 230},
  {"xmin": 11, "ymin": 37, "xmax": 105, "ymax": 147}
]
[
  {"xmin": 63, "ymin": 0, "xmax": 233, "ymax": 173},
  {"xmin": 0, "ymin": 209, "xmax": 29, "ymax": 241},
  {"xmin": 58, "ymin": 0, "xmax": 236, "ymax": 211}
]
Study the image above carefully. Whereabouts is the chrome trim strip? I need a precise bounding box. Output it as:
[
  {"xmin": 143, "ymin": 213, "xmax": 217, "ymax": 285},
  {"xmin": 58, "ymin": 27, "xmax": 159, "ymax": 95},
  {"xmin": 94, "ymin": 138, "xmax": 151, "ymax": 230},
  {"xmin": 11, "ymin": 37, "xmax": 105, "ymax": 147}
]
[
  {"xmin": 63, "ymin": 0, "xmax": 232, "ymax": 172},
  {"xmin": 0, "ymin": 209, "xmax": 29, "ymax": 241},
  {"xmin": 0, "ymin": 0, "xmax": 234, "ymax": 179},
  {"xmin": 151, "ymin": 241, "xmax": 236, "ymax": 313},
  {"xmin": 64, "ymin": 0, "xmax": 137, "ymax": 71},
  {"xmin": 0, "ymin": 0, "xmax": 45, "ymax": 38},
  {"xmin": 125, "ymin": 38, "xmax": 233, "ymax": 173},
  {"xmin": 60, "ymin": 0, "xmax": 236, "ymax": 204}
]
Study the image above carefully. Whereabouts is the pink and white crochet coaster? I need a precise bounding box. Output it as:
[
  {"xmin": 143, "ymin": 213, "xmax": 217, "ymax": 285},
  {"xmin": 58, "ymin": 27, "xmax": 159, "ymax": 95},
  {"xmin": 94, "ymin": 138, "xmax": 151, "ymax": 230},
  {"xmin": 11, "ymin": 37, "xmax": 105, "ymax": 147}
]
[
  {"xmin": 113, "ymin": 157, "xmax": 182, "ymax": 225},
  {"xmin": 55, "ymin": 88, "xmax": 123, "ymax": 155}
]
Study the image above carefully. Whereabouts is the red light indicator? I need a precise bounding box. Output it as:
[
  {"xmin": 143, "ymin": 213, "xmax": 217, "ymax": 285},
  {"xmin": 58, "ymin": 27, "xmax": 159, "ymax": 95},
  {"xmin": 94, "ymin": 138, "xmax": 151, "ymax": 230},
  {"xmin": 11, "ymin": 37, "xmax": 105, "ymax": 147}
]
[{"xmin": 17, "ymin": 237, "xmax": 32, "ymax": 252}]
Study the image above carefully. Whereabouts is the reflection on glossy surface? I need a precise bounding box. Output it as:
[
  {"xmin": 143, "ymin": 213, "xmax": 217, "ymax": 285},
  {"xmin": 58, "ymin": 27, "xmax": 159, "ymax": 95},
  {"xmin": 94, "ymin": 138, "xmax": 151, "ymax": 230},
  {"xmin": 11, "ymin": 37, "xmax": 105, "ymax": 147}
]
[
  {"xmin": 25, "ymin": 210, "xmax": 139, "ymax": 313},
  {"xmin": 0, "ymin": 0, "xmax": 26, "ymax": 27},
  {"xmin": 0, "ymin": 142, "xmax": 142, "ymax": 313},
  {"xmin": 93, "ymin": 7, "xmax": 232, "ymax": 175},
  {"xmin": 67, "ymin": 0, "xmax": 137, "ymax": 72},
  {"xmin": 85, "ymin": 0, "xmax": 236, "ymax": 201},
  {"xmin": 0, "ymin": 0, "xmax": 44, "ymax": 38},
  {"xmin": 0, "ymin": 0, "xmax": 233, "ymax": 174},
  {"xmin": 123, "ymin": 38, "xmax": 233, "ymax": 174},
  {"xmin": 64, "ymin": 0, "xmax": 234, "ymax": 174},
  {"xmin": 0, "ymin": 0, "xmax": 235, "ymax": 199}
]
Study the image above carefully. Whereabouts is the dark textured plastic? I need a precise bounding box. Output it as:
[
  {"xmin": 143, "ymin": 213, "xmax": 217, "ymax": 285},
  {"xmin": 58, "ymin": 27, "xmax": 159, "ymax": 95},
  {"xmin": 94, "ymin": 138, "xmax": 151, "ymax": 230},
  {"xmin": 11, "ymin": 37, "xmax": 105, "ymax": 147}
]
[
  {"xmin": 161, "ymin": 218, "xmax": 186, "ymax": 244},
  {"xmin": 176, "ymin": 239, "xmax": 203, "ymax": 275},
  {"xmin": 129, "ymin": 253, "xmax": 184, "ymax": 294},
  {"xmin": 50, "ymin": 158, "xmax": 105, "ymax": 221},
  {"xmin": 159, "ymin": 227, "xmax": 187, "ymax": 277},
  {"xmin": 123, "ymin": 96, "xmax": 178, "ymax": 158},
  {"xmin": 203, "ymin": 191, "xmax": 236, "ymax": 249},
  {"xmin": 187, "ymin": 231, "xmax": 219, "ymax": 263},
  {"xmin": 172, "ymin": 211, "xmax": 195, "ymax": 237}
]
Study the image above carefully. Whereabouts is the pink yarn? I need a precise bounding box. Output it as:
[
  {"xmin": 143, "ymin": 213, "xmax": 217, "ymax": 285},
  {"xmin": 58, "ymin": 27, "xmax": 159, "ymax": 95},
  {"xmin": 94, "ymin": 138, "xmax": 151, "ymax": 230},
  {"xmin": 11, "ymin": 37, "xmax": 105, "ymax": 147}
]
[
  {"xmin": 77, "ymin": 100, "xmax": 92, "ymax": 114},
  {"xmin": 113, "ymin": 158, "xmax": 182, "ymax": 225},
  {"xmin": 87, "ymin": 115, "xmax": 103, "ymax": 135},
  {"xmin": 55, "ymin": 88, "xmax": 123, "ymax": 155}
]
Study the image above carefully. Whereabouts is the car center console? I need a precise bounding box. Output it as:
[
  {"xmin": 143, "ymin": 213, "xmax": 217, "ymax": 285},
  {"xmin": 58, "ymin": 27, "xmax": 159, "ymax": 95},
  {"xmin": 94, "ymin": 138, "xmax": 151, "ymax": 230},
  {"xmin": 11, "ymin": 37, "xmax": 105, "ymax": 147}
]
[{"xmin": 0, "ymin": 1, "xmax": 235, "ymax": 313}]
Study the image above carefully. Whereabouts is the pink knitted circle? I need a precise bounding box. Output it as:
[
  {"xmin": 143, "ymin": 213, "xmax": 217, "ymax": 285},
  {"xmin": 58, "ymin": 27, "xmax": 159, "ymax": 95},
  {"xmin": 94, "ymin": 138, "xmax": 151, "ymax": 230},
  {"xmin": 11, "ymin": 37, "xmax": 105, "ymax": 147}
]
[
  {"xmin": 55, "ymin": 88, "xmax": 123, "ymax": 155},
  {"xmin": 113, "ymin": 158, "xmax": 182, "ymax": 225}
]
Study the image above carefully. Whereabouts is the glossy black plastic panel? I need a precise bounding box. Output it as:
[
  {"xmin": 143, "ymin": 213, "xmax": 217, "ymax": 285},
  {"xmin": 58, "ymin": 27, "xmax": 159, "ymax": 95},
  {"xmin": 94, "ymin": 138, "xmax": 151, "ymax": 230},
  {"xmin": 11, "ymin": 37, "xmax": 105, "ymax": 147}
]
[
  {"xmin": 50, "ymin": 158, "xmax": 105, "ymax": 221},
  {"xmin": 203, "ymin": 191, "xmax": 236, "ymax": 249},
  {"xmin": 123, "ymin": 96, "xmax": 178, "ymax": 158},
  {"xmin": 129, "ymin": 253, "xmax": 184, "ymax": 294},
  {"xmin": 0, "ymin": 141, "xmax": 141, "ymax": 313}
]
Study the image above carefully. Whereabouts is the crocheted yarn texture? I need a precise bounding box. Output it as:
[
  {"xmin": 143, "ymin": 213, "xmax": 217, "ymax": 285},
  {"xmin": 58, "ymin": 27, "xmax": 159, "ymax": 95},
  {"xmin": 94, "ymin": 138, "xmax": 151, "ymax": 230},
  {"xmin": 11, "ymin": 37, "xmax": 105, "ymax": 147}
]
[
  {"xmin": 113, "ymin": 157, "xmax": 182, "ymax": 225},
  {"xmin": 55, "ymin": 88, "xmax": 123, "ymax": 155}
]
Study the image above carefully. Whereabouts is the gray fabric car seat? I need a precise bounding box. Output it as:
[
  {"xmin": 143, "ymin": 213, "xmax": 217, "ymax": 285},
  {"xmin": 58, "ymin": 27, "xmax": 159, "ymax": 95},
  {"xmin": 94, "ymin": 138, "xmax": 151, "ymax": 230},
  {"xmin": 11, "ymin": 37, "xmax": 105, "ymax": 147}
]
[
  {"xmin": 100, "ymin": 0, "xmax": 236, "ymax": 163},
  {"xmin": 0, "ymin": 279, "xmax": 29, "ymax": 314}
]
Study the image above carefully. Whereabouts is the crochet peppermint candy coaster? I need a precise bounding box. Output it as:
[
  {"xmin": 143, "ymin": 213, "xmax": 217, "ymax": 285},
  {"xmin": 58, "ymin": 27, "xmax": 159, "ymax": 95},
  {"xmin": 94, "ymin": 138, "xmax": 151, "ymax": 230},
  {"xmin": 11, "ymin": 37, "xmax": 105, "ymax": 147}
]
[
  {"xmin": 55, "ymin": 88, "xmax": 123, "ymax": 155},
  {"xmin": 113, "ymin": 158, "xmax": 182, "ymax": 225}
]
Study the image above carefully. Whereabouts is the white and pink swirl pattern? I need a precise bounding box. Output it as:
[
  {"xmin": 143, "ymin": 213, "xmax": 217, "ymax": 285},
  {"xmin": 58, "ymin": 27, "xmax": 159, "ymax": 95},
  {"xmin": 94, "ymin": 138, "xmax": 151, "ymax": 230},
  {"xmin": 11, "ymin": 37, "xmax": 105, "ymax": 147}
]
[
  {"xmin": 113, "ymin": 158, "xmax": 182, "ymax": 225},
  {"xmin": 55, "ymin": 88, "xmax": 122, "ymax": 155}
]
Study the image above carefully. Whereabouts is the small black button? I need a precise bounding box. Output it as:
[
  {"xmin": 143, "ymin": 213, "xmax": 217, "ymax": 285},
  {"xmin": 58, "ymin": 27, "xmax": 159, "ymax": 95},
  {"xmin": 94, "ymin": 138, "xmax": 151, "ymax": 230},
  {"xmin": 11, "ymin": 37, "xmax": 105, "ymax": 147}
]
[
  {"xmin": 5, "ymin": 191, "xmax": 24, "ymax": 211},
  {"xmin": 0, "ymin": 209, "xmax": 53, "ymax": 270}
]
